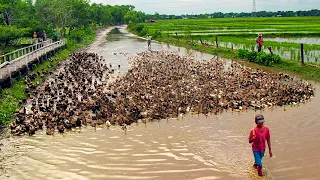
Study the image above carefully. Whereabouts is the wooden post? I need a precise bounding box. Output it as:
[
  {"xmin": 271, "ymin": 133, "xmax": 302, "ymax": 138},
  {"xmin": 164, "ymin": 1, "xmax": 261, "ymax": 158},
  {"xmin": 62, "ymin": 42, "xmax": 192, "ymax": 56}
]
[
  {"xmin": 8, "ymin": 67, "xmax": 12, "ymax": 86},
  {"xmin": 26, "ymin": 54, "xmax": 29, "ymax": 70},
  {"xmin": 268, "ymin": 46, "xmax": 273, "ymax": 54},
  {"xmin": 301, "ymin": 43, "xmax": 304, "ymax": 66},
  {"xmin": 216, "ymin": 36, "xmax": 218, "ymax": 48},
  {"xmin": 231, "ymin": 43, "xmax": 234, "ymax": 54}
]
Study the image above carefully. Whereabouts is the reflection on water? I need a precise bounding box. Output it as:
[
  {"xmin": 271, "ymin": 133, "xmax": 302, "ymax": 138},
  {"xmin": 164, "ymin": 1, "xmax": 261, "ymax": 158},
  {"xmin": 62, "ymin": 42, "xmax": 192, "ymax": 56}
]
[
  {"xmin": 263, "ymin": 37, "xmax": 320, "ymax": 45},
  {"xmin": 105, "ymin": 28, "xmax": 122, "ymax": 42},
  {"xmin": 167, "ymin": 31, "xmax": 319, "ymax": 36},
  {"xmin": 1, "ymin": 26, "xmax": 320, "ymax": 180}
]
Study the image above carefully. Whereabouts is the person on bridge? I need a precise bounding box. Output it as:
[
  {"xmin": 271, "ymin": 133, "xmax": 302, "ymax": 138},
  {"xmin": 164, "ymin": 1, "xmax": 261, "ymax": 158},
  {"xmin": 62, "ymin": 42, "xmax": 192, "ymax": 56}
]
[
  {"xmin": 248, "ymin": 114, "xmax": 272, "ymax": 176},
  {"xmin": 42, "ymin": 30, "xmax": 47, "ymax": 42},
  {"xmin": 256, "ymin": 33, "xmax": 263, "ymax": 52},
  {"xmin": 53, "ymin": 29, "xmax": 58, "ymax": 42},
  {"xmin": 147, "ymin": 34, "xmax": 152, "ymax": 50},
  {"xmin": 33, "ymin": 32, "xmax": 37, "ymax": 44}
]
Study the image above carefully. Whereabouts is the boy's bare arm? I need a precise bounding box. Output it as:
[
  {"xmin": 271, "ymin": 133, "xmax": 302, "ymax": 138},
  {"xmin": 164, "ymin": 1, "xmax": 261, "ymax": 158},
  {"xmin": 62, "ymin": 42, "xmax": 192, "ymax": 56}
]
[
  {"xmin": 248, "ymin": 133, "xmax": 255, "ymax": 143},
  {"xmin": 267, "ymin": 139, "xmax": 272, "ymax": 157}
]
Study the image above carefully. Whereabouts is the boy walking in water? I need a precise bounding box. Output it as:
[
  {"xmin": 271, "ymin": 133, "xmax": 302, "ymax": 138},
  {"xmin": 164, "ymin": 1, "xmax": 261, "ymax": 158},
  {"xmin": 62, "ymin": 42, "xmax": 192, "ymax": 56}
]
[
  {"xmin": 248, "ymin": 114, "xmax": 272, "ymax": 176},
  {"xmin": 147, "ymin": 34, "xmax": 152, "ymax": 50}
]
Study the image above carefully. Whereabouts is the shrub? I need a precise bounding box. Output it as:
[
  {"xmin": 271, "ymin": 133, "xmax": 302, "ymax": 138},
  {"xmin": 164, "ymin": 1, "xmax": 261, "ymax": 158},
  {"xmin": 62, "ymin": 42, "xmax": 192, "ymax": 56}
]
[
  {"xmin": 0, "ymin": 25, "xmax": 30, "ymax": 46},
  {"xmin": 237, "ymin": 49, "xmax": 281, "ymax": 66},
  {"xmin": 128, "ymin": 24, "xmax": 145, "ymax": 34},
  {"xmin": 247, "ymin": 51, "xmax": 258, "ymax": 62},
  {"xmin": 238, "ymin": 49, "xmax": 248, "ymax": 59},
  {"xmin": 69, "ymin": 28, "xmax": 94, "ymax": 43}
]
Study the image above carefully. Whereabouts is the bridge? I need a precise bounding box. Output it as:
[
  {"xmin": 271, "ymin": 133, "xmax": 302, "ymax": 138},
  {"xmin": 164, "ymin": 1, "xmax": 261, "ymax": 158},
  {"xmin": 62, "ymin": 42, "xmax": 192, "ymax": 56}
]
[{"xmin": 0, "ymin": 39, "xmax": 66, "ymax": 88}]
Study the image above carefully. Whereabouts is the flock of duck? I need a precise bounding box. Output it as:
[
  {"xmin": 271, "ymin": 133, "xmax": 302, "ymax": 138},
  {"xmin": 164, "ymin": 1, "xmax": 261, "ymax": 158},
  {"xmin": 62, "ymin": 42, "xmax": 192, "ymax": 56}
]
[{"xmin": 9, "ymin": 51, "xmax": 314, "ymax": 135}]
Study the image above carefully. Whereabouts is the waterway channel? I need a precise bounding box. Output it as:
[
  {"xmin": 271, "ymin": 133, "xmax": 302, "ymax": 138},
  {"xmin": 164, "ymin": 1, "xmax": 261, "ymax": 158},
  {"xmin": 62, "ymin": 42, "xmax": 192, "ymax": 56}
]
[{"xmin": 0, "ymin": 26, "xmax": 319, "ymax": 180}]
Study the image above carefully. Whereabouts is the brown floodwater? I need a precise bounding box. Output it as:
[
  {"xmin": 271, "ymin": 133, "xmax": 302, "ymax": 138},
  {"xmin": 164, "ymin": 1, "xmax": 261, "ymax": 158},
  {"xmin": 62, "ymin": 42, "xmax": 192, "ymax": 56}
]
[{"xmin": 0, "ymin": 26, "xmax": 319, "ymax": 180}]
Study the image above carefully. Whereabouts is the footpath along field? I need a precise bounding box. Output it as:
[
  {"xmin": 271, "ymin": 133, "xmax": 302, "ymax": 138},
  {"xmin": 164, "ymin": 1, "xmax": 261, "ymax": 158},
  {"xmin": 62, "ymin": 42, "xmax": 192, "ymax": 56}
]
[{"xmin": 129, "ymin": 17, "xmax": 320, "ymax": 78}]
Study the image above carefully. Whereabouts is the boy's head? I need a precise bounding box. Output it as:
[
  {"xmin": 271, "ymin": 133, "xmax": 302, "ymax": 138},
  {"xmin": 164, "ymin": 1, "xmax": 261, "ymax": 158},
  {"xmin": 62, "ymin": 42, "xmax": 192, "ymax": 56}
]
[{"xmin": 255, "ymin": 114, "xmax": 264, "ymax": 125}]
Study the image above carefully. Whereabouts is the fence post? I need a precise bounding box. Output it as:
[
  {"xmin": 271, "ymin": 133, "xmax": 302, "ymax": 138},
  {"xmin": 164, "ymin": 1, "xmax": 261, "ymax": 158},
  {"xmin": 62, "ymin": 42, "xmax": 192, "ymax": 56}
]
[
  {"xmin": 8, "ymin": 67, "xmax": 12, "ymax": 86},
  {"xmin": 301, "ymin": 43, "xmax": 304, "ymax": 66},
  {"xmin": 268, "ymin": 46, "xmax": 273, "ymax": 55},
  {"xmin": 231, "ymin": 43, "xmax": 234, "ymax": 54},
  {"xmin": 216, "ymin": 36, "xmax": 218, "ymax": 48},
  {"xmin": 26, "ymin": 54, "xmax": 29, "ymax": 69}
]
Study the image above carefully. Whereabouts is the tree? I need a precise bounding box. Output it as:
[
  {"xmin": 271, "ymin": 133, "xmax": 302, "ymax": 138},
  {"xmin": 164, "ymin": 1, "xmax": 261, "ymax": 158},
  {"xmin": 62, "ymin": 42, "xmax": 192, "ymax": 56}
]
[
  {"xmin": 0, "ymin": 0, "xmax": 27, "ymax": 26},
  {"xmin": 0, "ymin": 25, "xmax": 30, "ymax": 46},
  {"xmin": 124, "ymin": 10, "xmax": 139, "ymax": 24}
]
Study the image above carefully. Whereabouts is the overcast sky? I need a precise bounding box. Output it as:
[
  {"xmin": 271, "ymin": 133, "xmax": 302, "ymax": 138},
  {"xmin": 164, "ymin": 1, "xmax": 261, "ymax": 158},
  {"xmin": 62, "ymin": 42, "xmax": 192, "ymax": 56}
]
[{"xmin": 90, "ymin": 0, "xmax": 319, "ymax": 15}]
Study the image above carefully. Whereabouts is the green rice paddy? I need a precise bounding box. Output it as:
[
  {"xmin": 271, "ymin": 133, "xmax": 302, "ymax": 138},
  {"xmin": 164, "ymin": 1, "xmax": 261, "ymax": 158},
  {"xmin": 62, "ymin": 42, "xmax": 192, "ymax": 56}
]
[{"xmin": 129, "ymin": 17, "xmax": 320, "ymax": 64}]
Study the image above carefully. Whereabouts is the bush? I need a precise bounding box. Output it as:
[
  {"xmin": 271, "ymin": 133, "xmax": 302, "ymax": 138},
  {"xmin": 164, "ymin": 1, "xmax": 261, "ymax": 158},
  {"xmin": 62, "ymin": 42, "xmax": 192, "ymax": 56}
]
[
  {"xmin": 247, "ymin": 51, "xmax": 258, "ymax": 62},
  {"xmin": 69, "ymin": 28, "xmax": 94, "ymax": 43},
  {"xmin": 128, "ymin": 24, "xmax": 144, "ymax": 33},
  {"xmin": 237, "ymin": 49, "xmax": 281, "ymax": 66},
  {"xmin": 0, "ymin": 25, "xmax": 30, "ymax": 46},
  {"xmin": 238, "ymin": 49, "xmax": 248, "ymax": 59},
  {"xmin": 148, "ymin": 29, "xmax": 162, "ymax": 39}
]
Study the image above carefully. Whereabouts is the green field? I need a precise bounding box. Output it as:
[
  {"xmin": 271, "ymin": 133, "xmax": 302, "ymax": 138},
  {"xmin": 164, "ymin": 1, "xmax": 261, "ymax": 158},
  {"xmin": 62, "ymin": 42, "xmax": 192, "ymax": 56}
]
[{"xmin": 129, "ymin": 17, "xmax": 320, "ymax": 64}]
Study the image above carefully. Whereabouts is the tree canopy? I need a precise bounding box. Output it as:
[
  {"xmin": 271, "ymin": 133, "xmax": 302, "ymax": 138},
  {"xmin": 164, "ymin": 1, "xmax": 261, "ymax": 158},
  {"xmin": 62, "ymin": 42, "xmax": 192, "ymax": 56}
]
[
  {"xmin": 146, "ymin": 9, "xmax": 320, "ymax": 20},
  {"xmin": 0, "ymin": 0, "xmax": 146, "ymax": 50}
]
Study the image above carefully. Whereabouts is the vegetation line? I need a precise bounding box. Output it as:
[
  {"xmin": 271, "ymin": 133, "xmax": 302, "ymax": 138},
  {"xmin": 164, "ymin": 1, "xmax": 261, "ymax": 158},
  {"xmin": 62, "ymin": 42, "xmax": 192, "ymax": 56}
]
[
  {"xmin": 155, "ymin": 36, "xmax": 320, "ymax": 79},
  {"xmin": 128, "ymin": 17, "xmax": 320, "ymax": 80},
  {"xmin": 0, "ymin": 28, "xmax": 95, "ymax": 125}
]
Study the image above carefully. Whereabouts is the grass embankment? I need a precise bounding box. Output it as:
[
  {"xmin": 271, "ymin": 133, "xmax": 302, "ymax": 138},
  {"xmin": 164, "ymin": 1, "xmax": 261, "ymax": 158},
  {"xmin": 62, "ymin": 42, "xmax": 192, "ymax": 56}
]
[
  {"xmin": 154, "ymin": 36, "xmax": 320, "ymax": 79},
  {"xmin": 0, "ymin": 28, "xmax": 96, "ymax": 126},
  {"xmin": 128, "ymin": 17, "xmax": 320, "ymax": 79}
]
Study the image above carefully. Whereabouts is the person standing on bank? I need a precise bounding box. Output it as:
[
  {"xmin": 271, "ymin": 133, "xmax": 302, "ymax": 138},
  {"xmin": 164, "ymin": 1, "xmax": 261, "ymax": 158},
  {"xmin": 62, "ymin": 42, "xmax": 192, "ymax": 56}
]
[
  {"xmin": 248, "ymin": 114, "xmax": 272, "ymax": 176},
  {"xmin": 256, "ymin": 33, "xmax": 263, "ymax": 52},
  {"xmin": 147, "ymin": 34, "xmax": 152, "ymax": 50}
]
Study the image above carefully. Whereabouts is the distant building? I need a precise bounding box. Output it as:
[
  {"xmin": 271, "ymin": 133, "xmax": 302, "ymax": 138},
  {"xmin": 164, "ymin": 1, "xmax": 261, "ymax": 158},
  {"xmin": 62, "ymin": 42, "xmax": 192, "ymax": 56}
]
[{"xmin": 146, "ymin": 19, "xmax": 156, "ymax": 23}]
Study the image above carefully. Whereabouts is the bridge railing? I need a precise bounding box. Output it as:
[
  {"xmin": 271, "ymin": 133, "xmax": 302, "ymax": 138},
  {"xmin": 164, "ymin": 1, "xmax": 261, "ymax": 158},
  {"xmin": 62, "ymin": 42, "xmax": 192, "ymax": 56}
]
[
  {"xmin": 0, "ymin": 40, "xmax": 53, "ymax": 66},
  {"xmin": 0, "ymin": 39, "xmax": 66, "ymax": 80}
]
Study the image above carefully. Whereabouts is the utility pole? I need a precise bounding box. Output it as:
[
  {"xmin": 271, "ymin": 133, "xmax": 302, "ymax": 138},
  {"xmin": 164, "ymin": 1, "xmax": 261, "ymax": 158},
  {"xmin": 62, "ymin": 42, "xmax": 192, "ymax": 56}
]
[{"xmin": 252, "ymin": 0, "xmax": 256, "ymax": 17}]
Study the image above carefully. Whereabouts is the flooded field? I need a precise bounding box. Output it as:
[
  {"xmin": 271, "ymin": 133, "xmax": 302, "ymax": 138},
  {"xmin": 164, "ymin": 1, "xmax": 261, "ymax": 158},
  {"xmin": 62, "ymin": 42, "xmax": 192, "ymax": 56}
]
[
  {"xmin": 262, "ymin": 37, "xmax": 320, "ymax": 45},
  {"xmin": 1, "ymin": 26, "xmax": 320, "ymax": 180},
  {"xmin": 218, "ymin": 41, "xmax": 320, "ymax": 63},
  {"xmin": 140, "ymin": 17, "xmax": 320, "ymax": 64}
]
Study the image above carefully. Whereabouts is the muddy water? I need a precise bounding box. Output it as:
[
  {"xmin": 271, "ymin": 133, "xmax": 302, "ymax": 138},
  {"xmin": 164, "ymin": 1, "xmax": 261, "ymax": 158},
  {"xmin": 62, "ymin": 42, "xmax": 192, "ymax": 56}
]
[{"xmin": 1, "ymin": 26, "xmax": 320, "ymax": 180}]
